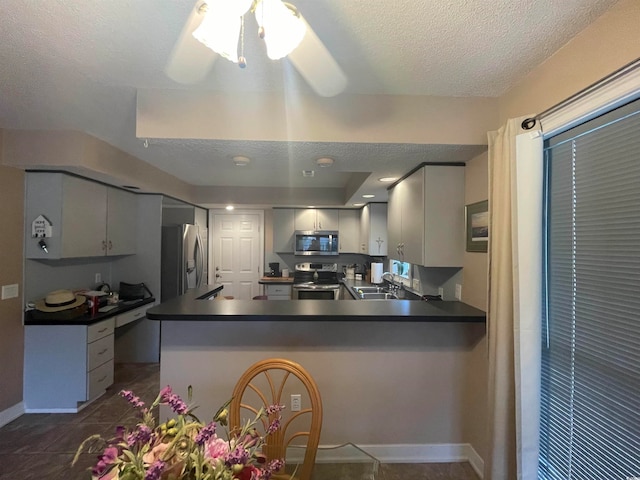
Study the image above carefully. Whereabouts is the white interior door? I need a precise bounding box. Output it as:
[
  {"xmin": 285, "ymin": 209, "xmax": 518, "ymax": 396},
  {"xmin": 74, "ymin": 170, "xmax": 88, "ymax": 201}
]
[{"xmin": 210, "ymin": 211, "xmax": 263, "ymax": 300}]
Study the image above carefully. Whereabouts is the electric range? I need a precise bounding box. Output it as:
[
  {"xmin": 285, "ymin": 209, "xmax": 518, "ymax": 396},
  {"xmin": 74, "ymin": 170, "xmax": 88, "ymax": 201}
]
[{"xmin": 292, "ymin": 263, "xmax": 341, "ymax": 300}]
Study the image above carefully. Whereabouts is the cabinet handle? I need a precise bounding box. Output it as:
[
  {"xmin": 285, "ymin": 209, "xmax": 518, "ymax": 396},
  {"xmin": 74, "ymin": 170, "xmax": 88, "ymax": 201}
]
[
  {"xmin": 98, "ymin": 375, "xmax": 107, "ymax": 383},
  {"xmin": 101, "ymin": 240, "xmax": 107, "ymax": 251},
  {"xmin": 98, "ymin": 348, "xmax": 108, "ymax": 355},
  {"xmin": 98, "ymin": 328, "xmax": 108, "ymax": 333},
  {"xmin": 134, "ymin": 312, "xmax": 142, "ymax": 318},
  {"xmin": 108, "ymin": 240, "xmax": 113, "ymax": 250}
]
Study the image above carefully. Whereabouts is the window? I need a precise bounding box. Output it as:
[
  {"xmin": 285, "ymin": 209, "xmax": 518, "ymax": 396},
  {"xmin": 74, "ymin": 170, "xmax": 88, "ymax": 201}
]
[{"xmin": 539, "ymin": 99, "xmax": 640, "ymax": 479}]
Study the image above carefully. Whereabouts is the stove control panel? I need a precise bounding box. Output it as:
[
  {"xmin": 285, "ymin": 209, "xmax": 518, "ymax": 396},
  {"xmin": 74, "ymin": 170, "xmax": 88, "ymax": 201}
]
[{"xmin": 294, "ymin": 263, "xmax": 337, "ymax": 272}]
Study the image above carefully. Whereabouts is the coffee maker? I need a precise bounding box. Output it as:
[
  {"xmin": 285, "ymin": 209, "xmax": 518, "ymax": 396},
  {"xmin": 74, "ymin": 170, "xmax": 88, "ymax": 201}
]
[{"xmin": 268, "ymin": 262, "xmax": 280, "ymax": 277}]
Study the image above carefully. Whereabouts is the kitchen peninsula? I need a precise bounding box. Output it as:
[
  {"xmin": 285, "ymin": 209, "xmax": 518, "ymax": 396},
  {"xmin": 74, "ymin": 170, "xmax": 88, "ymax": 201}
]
[
  {"xmin": 147, "ymin": 286, "xmax": 486, "ymax": 451},
  {"xmin": 147, "ymin": 286, "xmax": 486, "ymax": 322}
]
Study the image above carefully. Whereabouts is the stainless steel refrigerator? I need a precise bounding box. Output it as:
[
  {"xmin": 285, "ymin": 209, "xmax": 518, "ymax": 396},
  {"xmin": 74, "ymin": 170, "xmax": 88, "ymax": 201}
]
[{"xmin": 161, "ymin": 224, "xmax": 207, "ymax": 301}]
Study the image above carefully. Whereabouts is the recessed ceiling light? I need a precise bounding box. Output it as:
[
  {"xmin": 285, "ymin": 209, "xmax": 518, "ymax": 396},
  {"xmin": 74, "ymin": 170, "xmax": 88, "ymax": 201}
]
[
  {"xmin": 232, "ymin": 155, "xmax": 251, "ymax": 166},
  {"xmin": 225, "ymin": 205, "xmax": 234, "ymax": 211},
  {"xmin": 378, "ymin": 177, "xmax": 398, "ymax": 183},
  {"xmin": 316, "ymin": 157, "xmax": 334, "ymax": 167},
  {"xmin": 302, "ymin": 170, "xmax": 315, "ymax": 177},
  {"xmin": 362, "ymin": 194, "xmax": 375, "ymax": 198},
  {"xmin": 353, "ymin": 203, "xmax": 365, "ymax": 207}
]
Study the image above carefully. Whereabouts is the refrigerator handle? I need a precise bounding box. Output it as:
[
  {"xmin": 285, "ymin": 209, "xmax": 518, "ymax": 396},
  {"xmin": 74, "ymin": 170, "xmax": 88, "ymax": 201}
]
[{"xmin": 196, "ymin": 233, "xmax": 204, "ymax": 288}]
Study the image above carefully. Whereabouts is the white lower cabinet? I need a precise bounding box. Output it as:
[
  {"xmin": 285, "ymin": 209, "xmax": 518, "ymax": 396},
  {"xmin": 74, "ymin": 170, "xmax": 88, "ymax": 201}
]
[
  {"xmin": 24, "ymin": 318, "xmax": 115, "ymax": 412},
  {"xmin": 115, "ymin": 304, "xmax": 151, "ymax": 328},
  {"xmin": 265, "ymin": 284, "xmax": 292, "ymax": 300}
]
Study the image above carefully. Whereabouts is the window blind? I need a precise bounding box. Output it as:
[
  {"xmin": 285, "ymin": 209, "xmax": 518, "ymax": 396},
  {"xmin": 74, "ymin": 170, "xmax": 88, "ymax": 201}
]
[{"xmin": 539, "ymin": 98, "xmax": 640, "ymax": 479}]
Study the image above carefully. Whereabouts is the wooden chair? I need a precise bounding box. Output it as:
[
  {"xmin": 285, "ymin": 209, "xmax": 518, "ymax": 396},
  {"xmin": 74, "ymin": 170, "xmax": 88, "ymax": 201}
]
[{"xmin": 230, "ymin": 358, "xmax": 323, "ymax": 480}]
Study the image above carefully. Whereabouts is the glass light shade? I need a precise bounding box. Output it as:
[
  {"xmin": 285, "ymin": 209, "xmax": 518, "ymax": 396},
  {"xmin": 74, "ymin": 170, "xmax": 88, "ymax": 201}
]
[
  {"xmin": 192, "ymin": 0, "xmax": 253, "ymax": 63},
  {"xmin": 255, "ymin": 0, "xmax": 307, "ymax": 60}
]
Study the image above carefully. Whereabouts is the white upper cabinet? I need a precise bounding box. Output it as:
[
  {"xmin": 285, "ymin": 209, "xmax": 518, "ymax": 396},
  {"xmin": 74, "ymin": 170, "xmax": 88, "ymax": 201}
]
[
  {"xmin": 106, "ymin": 188, "xmax": 137, "ymax": 256},
  {"xmin": 360, "ymin": 203, "xmax": 388, "ymax": 256},
  {"xmin": 272, "ymin": 209, "xmax": 295, "ymax": 252},
  {"xmin": 387, "ymin": 165, "xmax": 464, "ymax": 267},
  {"xmin": 338, "ymin": 209, "xmax": 360, "ymax": 253},
  {"xmin": 25, "ymin": 172, "xmax": 137, "ymax": 259},
  {"xmin": 294, "ymin": 208, "xmax": 339, "ymax": 231}
]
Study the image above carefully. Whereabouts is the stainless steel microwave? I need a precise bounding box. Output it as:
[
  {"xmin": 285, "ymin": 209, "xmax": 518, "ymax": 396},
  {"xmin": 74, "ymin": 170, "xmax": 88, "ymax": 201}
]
[{"xmin": 294, "ymin": 230, "xmax": 339, "ymax": 256}]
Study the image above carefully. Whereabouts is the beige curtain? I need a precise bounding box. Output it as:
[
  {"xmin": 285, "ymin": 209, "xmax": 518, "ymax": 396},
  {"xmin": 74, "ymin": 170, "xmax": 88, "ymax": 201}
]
[{"xmin": 485, "ymin": 117, "xmax": 543, "ymax": 480}]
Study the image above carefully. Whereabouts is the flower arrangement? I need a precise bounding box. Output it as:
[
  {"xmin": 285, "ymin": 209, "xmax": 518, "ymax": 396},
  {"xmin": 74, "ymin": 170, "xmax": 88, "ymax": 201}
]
[{"xmin": 74, "ymin": 386, "xmax": 285, "ymax": 480}]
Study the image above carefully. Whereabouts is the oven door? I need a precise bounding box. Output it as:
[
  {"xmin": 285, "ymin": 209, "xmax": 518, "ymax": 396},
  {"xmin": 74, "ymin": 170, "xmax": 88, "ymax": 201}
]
[{"xmin": 293, "ymin": 287, "xmax": 339, "ymax": 300}]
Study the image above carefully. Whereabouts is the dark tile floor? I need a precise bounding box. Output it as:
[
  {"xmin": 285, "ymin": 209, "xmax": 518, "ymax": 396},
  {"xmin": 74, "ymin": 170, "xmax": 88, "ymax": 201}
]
[{"xmin": 0, "ymin": 363, "xmax": 479, "ymax": 480}]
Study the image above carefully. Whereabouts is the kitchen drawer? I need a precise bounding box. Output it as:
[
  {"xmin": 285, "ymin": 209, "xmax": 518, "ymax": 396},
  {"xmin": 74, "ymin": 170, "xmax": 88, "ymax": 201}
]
[
  {"xmin": 87, "ymin": 359, "xmax": 114, "ymax": 400},
  {"xmin": 87, "ymin": 318, "xmax": 115, "ymax": 343},
  {"xmin": 87, "ymin": 334, "xmax": 114, "ymax": 371},
  {"xmin": 265, "ymin": 285, "xmax": 292, "ymax": 297},
  {"xmin": 115, "ymin": 304, "xmax": 151, "ymax": 328}
]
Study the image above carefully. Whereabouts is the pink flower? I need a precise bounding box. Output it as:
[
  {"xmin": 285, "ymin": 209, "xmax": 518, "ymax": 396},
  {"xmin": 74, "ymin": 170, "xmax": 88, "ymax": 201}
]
[
  {"xmin": 142, "ymin": 442, "xmax": 170, "ymax": 465},
  {"xmin": 204, "ymin": 434, "xmax": 230, "ymax": 462}
]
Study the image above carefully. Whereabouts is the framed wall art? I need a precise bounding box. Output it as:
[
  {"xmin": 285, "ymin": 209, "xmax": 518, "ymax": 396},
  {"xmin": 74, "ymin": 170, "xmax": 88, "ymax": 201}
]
[{"xmin": 466, "ymin": 200, "xmax": 488, "ymax": 252}]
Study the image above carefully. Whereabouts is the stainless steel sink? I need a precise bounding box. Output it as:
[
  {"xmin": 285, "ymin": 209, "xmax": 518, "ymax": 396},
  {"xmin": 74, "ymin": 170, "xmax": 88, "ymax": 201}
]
[
  {"xmin": 353, "ymin": 286, "xmax": 386, "ymax": 294},
  {"xmin": 358, "ymin": 292, "xmax": 398, "ymax": 300},
  {"xmin": 351, "ymin": 285, "xmax": 399, "ymax": 299}
]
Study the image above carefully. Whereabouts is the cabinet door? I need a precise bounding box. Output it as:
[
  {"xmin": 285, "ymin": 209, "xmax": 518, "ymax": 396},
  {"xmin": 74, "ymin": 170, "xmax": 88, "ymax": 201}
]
[
  {"xmin": 294, "ymin": 209, "xmax": 317, "ymax": 230},
  {"xmin": 387, "ymin": 186, "xmax": 403, "ymax": 260},
  {"xmin": 338, "ymin": 209, "xmax": 360, "ymax": 253},
  {"xmin": 266, "ymin": 284, "xmax": 292, "ymax": 299},
  {"xmin": 273, "ymin": 209, "xmax": 295, "ymax": 252},
  {"xmin": 61, "ymin": 176, "xmax": 107, "ymax": 257},
  {"xmin": 423, "ymin": 166, "xmax": 464, "ymax": 267},
  {"xmin": 106, "ymin": 188, "xmax": 137, "ymax": 256},
  {"xmin": 316, "ymin": 209, "xmax": 339, "ymax": 230},
  {"xmin": 367, "ymin": 203, "xmax": 388, "ymax": 256},
  {"xmin": 400, "ymin": 168, "xmax": 425, "ymax": 265},
  {"xmin": 359, "ymin": 205, "xmax": 370, "ymax": 254}
]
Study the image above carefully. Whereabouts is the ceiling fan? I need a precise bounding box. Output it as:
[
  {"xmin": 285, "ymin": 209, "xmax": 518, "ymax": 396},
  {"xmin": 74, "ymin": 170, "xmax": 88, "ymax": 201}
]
[{"xmin": 164, "ymin": 0, "xmax": 348, "ymax": 97}]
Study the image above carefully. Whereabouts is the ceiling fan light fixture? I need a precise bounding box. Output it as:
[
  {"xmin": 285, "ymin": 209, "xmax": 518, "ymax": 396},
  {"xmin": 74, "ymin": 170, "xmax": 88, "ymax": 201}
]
[
  {"xmin": 255, "ymin": 0, "xmax": 306, "ymax": 60},
  {"xmin": 192, "ymin": 0, "xmax": 252, "ymax": 63}
]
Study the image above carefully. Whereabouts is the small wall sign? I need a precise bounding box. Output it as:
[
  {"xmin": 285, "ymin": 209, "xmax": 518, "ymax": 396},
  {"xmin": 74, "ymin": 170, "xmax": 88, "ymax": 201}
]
[{"xmin": 31, "ymin": 214, "xmax": 53, "ymax": 238}]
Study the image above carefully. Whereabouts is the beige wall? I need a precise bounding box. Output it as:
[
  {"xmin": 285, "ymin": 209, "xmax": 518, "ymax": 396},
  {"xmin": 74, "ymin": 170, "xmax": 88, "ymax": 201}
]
[
  {"xmin": 0, "ymin": 131, "xmax": 25, "ymax": 412},
  {"xmin": 2, "ymin": 130, "xmax": 196, "ymax": 204},
  {"xmin": 461, "ymin": 151, "xmax": 489, "ymax": 461}
]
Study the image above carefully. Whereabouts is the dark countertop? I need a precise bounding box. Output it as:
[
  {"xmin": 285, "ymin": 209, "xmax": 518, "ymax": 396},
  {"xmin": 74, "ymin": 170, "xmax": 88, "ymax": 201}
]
[
  {"xmin": 258, "ymin": 276, "xmax": 294, "ymax": 284},
  {"xmin": 147, "ymin": 285, "xmax": 485, "ymax": 323},
  {"xmin": 24, "ymin": 296, "xmax": 156, "ymax": 326}
]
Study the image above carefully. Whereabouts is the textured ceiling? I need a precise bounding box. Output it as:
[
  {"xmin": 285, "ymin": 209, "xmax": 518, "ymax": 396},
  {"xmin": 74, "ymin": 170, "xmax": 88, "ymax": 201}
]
[{"xmin": 0, "ymin": 0, "xmax": 620, "ymax": 205}]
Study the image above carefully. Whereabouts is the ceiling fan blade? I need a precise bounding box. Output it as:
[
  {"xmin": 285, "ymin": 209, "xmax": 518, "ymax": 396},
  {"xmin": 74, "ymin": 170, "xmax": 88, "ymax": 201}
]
[
  {"xmin": 164, "ymin": 1, "xmax": 218, "ymax": 84},
  {"xmin": 287, "ymin": 16, "xmax": 348, "ymax": 97}
]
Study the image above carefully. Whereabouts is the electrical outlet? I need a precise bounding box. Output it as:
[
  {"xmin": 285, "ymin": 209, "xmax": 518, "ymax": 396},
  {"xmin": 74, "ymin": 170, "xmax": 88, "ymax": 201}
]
[
  {"xmin": 438, "ymin": 287, "xmax": 444, "ymax": 298},
  {"xmin": 412, "ymin": 278, "xmax": 420, "ymax": 291},
  {"xmin": 95, "ymin": 273, "xmax": 102, "ymax": 284},
  {"xmin": 455, "ymin": 284, "xmax": 462, "ymax": 300},
  {"xmin": 291, "ymin": 394, "xmax": 301, "ymax": 412},
  {"xmin": 1, "ymin": 284, "xmax": 19, "ymax": 300}
]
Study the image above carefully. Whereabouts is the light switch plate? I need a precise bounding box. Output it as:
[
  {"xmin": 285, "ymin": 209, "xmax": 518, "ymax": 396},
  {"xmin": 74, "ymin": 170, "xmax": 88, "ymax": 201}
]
[
  {"xmin": 1, "ymin": 284, "xmax": 19, "ymax": 300},
  {"xmin": 455, "ymin": 284, "xmax": 462, "ymax": 301},
  {"xmin": 412, "ymin": 279, "xmax": 420, "ymax": 291}
]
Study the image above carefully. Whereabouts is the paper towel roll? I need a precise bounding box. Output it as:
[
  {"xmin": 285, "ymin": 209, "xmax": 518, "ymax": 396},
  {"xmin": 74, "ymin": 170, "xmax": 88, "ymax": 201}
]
[{"xmin": 371, "ymin": 263, "xmax": 384, "ymax": 284}]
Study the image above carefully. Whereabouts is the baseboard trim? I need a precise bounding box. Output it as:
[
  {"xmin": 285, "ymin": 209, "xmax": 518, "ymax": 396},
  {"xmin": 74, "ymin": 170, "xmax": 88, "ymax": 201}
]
[
  {"xmin": 312, "ymin": 443, "xmax": 484, "ymax": 477},
  {"xmin": 0, "ymin": 401, "xmax": 24, "ymax": 428},
  {"xmin": 463, "ymin": 444, "xmax": 485, "ymax": 479}
]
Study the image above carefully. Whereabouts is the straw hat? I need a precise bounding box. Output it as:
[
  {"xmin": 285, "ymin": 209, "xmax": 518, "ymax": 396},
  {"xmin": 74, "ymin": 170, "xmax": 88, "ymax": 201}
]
[{"xmin": 35, "ymin": 289, "xmax": 86, "ymax": 312}]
